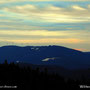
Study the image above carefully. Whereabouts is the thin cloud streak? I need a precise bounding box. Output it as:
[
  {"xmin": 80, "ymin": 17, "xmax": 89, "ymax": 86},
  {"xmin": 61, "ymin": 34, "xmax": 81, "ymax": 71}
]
[
  {"xmin": 0, "ymin": 38, "xmax": 84, "ymax": 44},
  {"xmin": 0, "ymin": 0, "xmax": 89, "ymax": 4}
]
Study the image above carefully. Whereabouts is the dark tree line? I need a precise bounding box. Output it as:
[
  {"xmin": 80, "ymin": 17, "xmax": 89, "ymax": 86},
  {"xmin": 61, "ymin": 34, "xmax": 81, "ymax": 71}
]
[{"xmin": 0, "ymin": 60, "xmax": 90, "ymax": 89}]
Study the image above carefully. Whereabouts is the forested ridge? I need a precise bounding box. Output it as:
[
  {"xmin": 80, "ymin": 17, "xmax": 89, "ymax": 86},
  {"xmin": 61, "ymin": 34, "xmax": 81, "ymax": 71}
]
[{"xmin": 0, "ymin": 60, "xmax": 90, "ymax": 89}]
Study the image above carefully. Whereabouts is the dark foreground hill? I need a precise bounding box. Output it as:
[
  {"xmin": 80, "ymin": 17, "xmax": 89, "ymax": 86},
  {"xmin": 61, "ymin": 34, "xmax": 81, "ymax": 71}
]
[
  {"xmin": 0, "ymin": 45, "xmax": 90, "ymax": 69},
  {"xmin": 17, "ymin": 62, "xmax": 90, "ymax": 80},
  {"xmin": 0, "ymin": 62, "xmax": 90, "ymax": 89}
]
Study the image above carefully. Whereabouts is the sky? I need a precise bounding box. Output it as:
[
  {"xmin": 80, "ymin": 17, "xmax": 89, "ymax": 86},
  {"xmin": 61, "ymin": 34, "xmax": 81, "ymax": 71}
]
[{"xmin": 0, "ymin": 0, "xmax": 90, "ymax": 51}]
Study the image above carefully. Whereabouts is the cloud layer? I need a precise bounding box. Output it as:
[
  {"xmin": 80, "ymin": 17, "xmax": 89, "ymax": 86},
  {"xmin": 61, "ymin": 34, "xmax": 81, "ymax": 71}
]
[
  {"xmin": 1, "ymin": 4, "xmax": 90, "ymax": 23},
  {"xmin": 0, "ymin": 1, "xmax": 90, "ymax": 51}
]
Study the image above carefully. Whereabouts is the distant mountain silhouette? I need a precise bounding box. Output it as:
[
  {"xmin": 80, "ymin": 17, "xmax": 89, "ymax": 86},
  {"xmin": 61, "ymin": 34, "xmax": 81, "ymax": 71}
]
[{"xmin": 0, "ymin": 45, "xmax": 90, "ymax": 69}]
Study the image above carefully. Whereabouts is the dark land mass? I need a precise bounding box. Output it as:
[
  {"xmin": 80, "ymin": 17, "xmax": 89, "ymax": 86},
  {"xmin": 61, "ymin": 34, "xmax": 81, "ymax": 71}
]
[
  {"xmin": 0, "ymin": 45, "xmax": 90, "ymax": 69},
  {"xmin": 0, "ymin": 61, "xmax": 90, "ymax": 89},
  {"xmin": 0, "ymin": 45, "xmax": 90, "ymax": 89}
]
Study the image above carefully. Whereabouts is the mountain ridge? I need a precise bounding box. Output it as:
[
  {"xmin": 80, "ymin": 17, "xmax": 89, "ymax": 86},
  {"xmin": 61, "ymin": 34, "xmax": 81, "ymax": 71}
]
[{"xmin": 0, "ymin": 45, "xmax": 90, "ymax": 69}]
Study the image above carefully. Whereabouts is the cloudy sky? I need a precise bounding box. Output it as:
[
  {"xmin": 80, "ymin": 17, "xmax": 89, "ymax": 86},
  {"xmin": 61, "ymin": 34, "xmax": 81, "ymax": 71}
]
[{"xmin": 0, "ymin": 0, "xmax": 90, "ymax": 51}]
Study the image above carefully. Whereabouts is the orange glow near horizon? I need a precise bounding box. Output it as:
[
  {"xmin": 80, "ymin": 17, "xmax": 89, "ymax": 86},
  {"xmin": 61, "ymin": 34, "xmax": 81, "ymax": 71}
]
[
  {"xmin": 0, "ymin": 38, "xmax": 84, "ymax": 44},
  {"xmin": 74, "ymin": 48, "xmax": 88, "ymax": 52}
]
